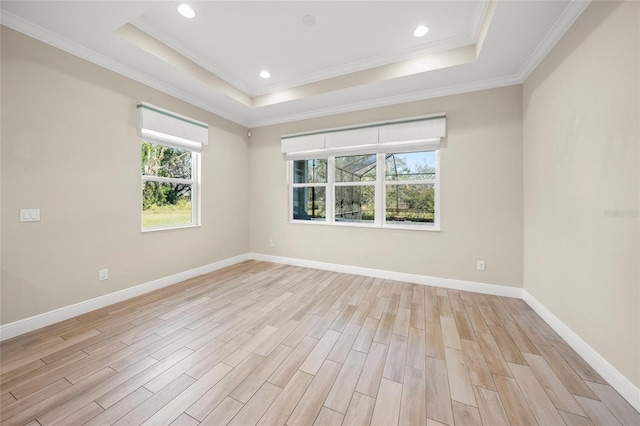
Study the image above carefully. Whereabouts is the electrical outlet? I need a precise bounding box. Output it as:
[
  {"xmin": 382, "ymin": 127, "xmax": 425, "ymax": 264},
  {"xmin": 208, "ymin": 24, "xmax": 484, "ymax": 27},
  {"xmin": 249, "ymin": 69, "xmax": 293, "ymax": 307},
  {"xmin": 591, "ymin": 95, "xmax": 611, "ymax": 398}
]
[
  {"xmin": 99, "ymin": 268, "xmax": 109, "ymax": 281},
  {"xmin": 269, "ymin": 238, "xmax": 275, "ymax": 247},
  {"xmin": 477, "ymin": 260, "xmax": 485, "ymax": 271}
]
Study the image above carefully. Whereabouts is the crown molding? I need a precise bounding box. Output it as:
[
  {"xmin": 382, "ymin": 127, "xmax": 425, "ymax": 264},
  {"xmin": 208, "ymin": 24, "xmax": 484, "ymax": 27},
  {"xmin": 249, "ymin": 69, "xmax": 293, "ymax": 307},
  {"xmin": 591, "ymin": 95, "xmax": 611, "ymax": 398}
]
[
  {"xmin": 469, "ymin": 0, "xmax": 491, "ymax": 43},
  {"xmin": 132, "ymin": 18, "xmax": 255, "ymax": 97},
  {"xmin": 0, "ymin": 12, "xmax": 250, "ymax": 128},
  {"xmin": 248, "ymin": 74, "xmax": 522, "ymax": 128},
  {"xmin": 253, "ymin": 34, "xmax": 476, "ymax": 97},
  {"xmin": 517, "ymin": 0, "xmax": 591, "ymax": 81},
  {"xmin": 135, "ymin": 16, "xmax": 476, "ymax": 98},
  {"xmin": 1, "ymin": 0, "xmax": 592, "ymax": 130}
]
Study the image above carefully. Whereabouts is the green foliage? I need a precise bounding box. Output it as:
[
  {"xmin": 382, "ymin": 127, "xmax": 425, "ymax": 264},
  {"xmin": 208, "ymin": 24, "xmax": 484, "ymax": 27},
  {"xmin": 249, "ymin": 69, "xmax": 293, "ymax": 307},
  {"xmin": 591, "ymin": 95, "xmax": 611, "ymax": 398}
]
[{"xmin": 142, "ymin": 142, "xmax": 192, "ymax": 211}]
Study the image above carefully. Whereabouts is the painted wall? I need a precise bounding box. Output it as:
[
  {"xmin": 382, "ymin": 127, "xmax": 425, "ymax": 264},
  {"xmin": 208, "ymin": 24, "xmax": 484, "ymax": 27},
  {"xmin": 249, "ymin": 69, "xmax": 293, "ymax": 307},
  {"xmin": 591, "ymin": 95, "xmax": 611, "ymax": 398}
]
[
  {"xmin": 0, "ymin": 27, "xmax": 250, "ymax": 324},
  {"xmin": 249, "ymin": 85, "xmax": 524, "ymax": 288},
  {"xmin": 523, "ymin": 1, "xmax": 639, "ymax": 387}
]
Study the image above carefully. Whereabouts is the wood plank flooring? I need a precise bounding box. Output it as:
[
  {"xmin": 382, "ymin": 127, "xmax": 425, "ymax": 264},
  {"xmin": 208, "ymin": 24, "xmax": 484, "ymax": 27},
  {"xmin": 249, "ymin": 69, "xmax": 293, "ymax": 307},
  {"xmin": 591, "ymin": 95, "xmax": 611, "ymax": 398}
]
[{"xmin": 1, "ymin": 261, "xmax": 638, "ymax": 425}]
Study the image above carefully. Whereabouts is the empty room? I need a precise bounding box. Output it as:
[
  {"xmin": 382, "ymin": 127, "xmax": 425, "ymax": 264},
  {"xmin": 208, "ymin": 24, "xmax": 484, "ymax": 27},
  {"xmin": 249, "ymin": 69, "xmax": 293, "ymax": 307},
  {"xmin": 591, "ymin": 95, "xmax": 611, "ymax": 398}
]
[{"xmin": 1, "ymin": 0, "xmax": 638, "ymax": 425}]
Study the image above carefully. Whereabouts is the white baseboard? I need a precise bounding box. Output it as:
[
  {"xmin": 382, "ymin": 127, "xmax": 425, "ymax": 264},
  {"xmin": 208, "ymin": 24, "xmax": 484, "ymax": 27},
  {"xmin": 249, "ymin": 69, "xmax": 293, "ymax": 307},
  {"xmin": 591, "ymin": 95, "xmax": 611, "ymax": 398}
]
[
  {"xmin": 523, "ymin": 290, "xmax": 640, "ymax": 412},
  {"xmin": 248, "ymin": 252, "xmax": 523, "ymax": 298},
  {"xmin": 0, "ymin": 253, "xmax": 249, "ymax": 341}
]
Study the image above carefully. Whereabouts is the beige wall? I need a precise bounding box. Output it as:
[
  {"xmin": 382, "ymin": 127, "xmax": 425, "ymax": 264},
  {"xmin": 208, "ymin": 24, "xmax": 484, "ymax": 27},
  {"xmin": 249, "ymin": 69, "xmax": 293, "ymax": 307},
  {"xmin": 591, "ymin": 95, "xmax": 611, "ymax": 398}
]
[
  {"xmin": 523, "ymin": 1, "xmax": 639, "ymax": 387},
  {"xmin": 249, "ymin": 85, "xmax": 524, "ymax": 287},
  {"xmin": 0, "ymin": 28, "xmax": 250, "ymax": 324}
]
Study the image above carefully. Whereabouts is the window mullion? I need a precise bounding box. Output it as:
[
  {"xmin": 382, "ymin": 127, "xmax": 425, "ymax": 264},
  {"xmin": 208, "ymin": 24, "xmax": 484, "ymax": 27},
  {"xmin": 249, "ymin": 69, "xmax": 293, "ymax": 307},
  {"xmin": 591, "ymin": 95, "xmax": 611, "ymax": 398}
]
[
  {"xmin": 376, "ymin": 153, "xmax": 384, "ymax": 227},
  {"xmin": 328, "ymin": 157, "xmax": 335, "ymax": 224},
  {"xmin": 435, "ymin": 149, "xmax": 441, "ymax": 229}
]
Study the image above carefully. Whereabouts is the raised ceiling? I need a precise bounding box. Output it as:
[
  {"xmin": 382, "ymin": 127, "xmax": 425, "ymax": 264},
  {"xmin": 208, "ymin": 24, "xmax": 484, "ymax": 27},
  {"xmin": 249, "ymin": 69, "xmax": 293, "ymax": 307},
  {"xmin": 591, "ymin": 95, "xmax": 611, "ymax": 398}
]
[{"xmin": 0, "ymin": 1, "xmax": 590, "ymax": 127}]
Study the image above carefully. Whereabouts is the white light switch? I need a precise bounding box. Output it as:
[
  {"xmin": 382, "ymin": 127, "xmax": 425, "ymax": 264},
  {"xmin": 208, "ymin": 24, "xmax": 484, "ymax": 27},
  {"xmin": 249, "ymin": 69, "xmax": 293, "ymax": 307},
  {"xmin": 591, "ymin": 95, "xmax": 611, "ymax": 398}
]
[
  {"xmin": 99, "ymin": 269, "xmax": 109, "ymax": 281},
  {"xmin": 20, "ymin": 209, "xmax": 41, "ymax": 222}
]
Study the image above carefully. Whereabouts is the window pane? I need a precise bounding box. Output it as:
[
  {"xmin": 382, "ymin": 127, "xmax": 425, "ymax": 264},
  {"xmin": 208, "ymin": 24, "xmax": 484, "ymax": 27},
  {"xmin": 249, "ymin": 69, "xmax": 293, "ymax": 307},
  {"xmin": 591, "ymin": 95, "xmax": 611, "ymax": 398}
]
[
  {"xmin": 385, "ymin": 151, "xmax": 436, "ymax": 181},
  {"xmin": 386, "ymin": 183, "xmax": 435, "ymax": 224},
  {"xmin": 292, "ymin": 186, "xmax": 326, "ymax": 220},
  {"xmin": 335, "ymin": 185, "xmax": 375, "ymax": 223},
  {"xmin": 142, "ymin": 181, "xmax": 192, "ymax": 228},
  {"xmin": 142, "ymin": 142, "xmax": 192, "ymax": 179},
  {"xmin": 335, "ymin": 155, "xmax": 377, "ymax": 182},
  {"xmin": 293, "ymin": 159, "xmax": 327, "ymax": 184}
]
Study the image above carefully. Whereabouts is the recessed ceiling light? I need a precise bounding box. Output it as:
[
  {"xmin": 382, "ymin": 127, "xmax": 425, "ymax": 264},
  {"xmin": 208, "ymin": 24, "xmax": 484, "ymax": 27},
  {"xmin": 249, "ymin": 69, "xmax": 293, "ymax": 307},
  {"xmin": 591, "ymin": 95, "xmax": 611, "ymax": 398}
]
[
  {"xmin": 177, "ymin": 4, "xmax": 196, "ymax": 19},
  {"xmin": 414, "ymin": 25, "xmax": 429, "ymax": 37},
  {"xmin": 260, "ymin": 70, "xmax": 271, "ymax": 79}
]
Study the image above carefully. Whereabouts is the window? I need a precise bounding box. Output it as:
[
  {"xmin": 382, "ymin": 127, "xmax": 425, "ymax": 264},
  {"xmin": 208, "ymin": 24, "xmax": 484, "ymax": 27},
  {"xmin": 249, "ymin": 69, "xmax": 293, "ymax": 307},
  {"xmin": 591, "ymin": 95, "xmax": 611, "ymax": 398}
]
[
  {"xmin": 335, "ymin": 154, "xmax": 377, "ymax": 223},
  {"xmin": 283, "ymin": 115, "xmax": 445, "ymax": 230},
  {"xmin": 141, "ymin": 142, "xmax": 199, "ymax": 229},
  {"xmin": 384, "ymin": 151, "xmax": 437, "ymax": 226},
  {"xmin": 137, "ymin": 102, "xmax": 208, "ymax": 231},
  {"xmin": 289, "ymin": 151, "xmax": 439, "ymax": 230},
  {"xmin": 292, "ymin": 159, "xmax": 327, "ymax": 221}
]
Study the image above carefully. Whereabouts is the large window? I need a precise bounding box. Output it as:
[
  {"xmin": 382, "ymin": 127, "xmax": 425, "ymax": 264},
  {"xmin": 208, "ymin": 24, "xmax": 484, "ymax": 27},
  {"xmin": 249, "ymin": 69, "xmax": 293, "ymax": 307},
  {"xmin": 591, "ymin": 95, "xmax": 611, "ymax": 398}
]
[
  {"xmin": 283, "ymin": 114, "xmax": 445, "ymax": 230},
  {"xmin": 289, "ymin": 150, "xmax": 439, "ymax": 230},
  {"xmin": 137, "ymin": 102, "xmax": 207, "ymax": 231},
  {"xmin": 142, "ymin": 142, "xmax": 199, "ymax": 230}
]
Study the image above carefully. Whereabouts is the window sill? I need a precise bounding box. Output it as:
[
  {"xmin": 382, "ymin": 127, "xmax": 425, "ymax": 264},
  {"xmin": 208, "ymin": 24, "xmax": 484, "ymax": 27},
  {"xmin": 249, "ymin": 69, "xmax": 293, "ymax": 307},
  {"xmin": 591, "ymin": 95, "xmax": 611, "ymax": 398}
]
[
  {"xmin": 289, "ymin": 220, "xmax": 440, "ymax": 232},
  {"xmin": 141, "ymin": 224, "xmax": 201, "ymax": 233}
]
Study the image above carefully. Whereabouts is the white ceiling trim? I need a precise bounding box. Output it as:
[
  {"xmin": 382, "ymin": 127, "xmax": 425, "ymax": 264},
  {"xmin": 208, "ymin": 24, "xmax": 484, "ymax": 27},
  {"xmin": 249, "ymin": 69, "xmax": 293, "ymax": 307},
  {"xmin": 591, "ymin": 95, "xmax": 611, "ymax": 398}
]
[
  {"xmin": 253, "ymin": 33, "xmax": 476, "ymax": 97},
  {"xmin": 0, "ymin": 11, "xmax": 251, "ymax": 127},
  {"xmin": 134, "ymin": 2, "xmax": 489, "ymax": 98},
  {"xmin": 468, "ymin": 0, "xmax": 491, "ymax": 45},
  {"xmin": 1, "ymin": 2, "xmax": 592, "ymax": 130},
  {"xmin": 248, "ymin": 74, "xmax": 522, "ymax": 129},
  {"xmin": 132, "ymin": 18, "xmax": 255, "ymax": 97},
  {"xmin": 517, "ymin": 0, "xmax": 591, "ymax": 81}
]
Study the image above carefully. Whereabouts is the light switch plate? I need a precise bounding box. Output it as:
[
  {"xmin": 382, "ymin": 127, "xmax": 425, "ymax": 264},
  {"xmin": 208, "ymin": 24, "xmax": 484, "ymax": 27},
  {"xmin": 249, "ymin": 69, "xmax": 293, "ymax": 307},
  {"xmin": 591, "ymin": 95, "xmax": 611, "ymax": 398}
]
[
  {"xmin": 99, "ymin": 269, "xmax": 109, "ymax": 281},
  {"xmin": 20, "ymin": 209, "xmax": 41, "ymax": 222}
]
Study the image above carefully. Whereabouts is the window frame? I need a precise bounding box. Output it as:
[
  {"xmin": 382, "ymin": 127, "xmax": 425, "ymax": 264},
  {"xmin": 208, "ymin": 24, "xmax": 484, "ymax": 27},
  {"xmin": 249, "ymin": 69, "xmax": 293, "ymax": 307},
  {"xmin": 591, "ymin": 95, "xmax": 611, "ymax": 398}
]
[
  {"xmin": 141, "ymin": 140, "xmax": 201, "ymax": 232},
  {"xmin": 288, "ymin": 151, "xmax": 440, "ymax": 231}
]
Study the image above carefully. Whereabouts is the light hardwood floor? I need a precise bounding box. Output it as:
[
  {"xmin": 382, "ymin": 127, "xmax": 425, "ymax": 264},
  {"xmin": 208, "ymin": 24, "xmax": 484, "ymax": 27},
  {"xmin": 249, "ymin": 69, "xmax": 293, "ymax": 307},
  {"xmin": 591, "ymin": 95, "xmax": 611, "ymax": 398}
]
[{"xmin": 1, "ymin": 261, "xmax": 638, "ymax": 425}]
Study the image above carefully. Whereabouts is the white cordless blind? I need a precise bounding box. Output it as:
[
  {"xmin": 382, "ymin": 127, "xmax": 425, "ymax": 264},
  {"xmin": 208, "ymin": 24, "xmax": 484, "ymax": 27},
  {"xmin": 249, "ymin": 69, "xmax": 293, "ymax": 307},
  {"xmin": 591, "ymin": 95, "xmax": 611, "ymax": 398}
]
[
  {"xmin": 281, "ymin": 115, "xmax": 446, "ymax": 160},
  {"xmin": 137, "ymin": 102, "xmax": 209, "ymax": 152}
]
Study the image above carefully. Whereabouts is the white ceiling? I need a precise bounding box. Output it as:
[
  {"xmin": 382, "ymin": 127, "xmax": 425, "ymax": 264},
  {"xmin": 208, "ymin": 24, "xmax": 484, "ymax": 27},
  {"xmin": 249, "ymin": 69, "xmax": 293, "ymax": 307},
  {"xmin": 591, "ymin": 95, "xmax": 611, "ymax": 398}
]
[{"xmin": 0, "ymin": 1, "xmax": 590, "ymax": 128}]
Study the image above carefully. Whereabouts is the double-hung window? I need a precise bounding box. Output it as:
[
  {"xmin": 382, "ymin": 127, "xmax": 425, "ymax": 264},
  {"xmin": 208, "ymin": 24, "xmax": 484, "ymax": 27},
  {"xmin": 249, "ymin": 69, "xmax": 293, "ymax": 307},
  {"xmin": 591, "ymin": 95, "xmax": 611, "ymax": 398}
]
[
  {"xmin": 384, "ymin": 150, "xmax": 437, "ymax": 227},
  {"xmin": 292, "ymin": 159, "xmax": 327, "ymax": 220},
  {"xmin": 137, "ymin": 103, "xmax": 208, "ymax": 231},
  {"xmin": 335, "ymin": 154, "xmax": 377, "ymax": 223},
  {"xmin": 284, "ymin": 115, "xmax": 445, "ymax": 230}
]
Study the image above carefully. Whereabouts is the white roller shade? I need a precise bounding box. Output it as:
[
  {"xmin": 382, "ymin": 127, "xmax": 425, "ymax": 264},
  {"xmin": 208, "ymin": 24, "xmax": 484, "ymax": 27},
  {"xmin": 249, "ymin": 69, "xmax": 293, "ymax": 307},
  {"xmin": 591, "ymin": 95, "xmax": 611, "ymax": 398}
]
[
  {"xmin": 379, "ymin": 117, "xmax": 446, "ymax": 143},
  {"xmin": 282, "ymin": 114, "xmax": 445, "ymax": 160},
  {"xmin": 281, "ymin": 133, "xmax": 325, "ymax": 156},
  {"xmin": 325, "ymin": 126, "xmax": 379, "ymax": 149},
  {"xmin": 137, "ymin": 102, "xmax": 208, "ymax": 151}
]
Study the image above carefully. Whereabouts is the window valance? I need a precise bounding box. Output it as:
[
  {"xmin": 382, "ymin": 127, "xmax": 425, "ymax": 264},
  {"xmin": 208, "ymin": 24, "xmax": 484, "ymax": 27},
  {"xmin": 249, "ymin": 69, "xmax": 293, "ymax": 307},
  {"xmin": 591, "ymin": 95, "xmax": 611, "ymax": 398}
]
[
  {"xmin": 137, "ymin": 102, "xmax": 208, "ymax": 152},
  {"xmin": 281, "ymin": 114, "xmax": 446, "ymax": 160}
]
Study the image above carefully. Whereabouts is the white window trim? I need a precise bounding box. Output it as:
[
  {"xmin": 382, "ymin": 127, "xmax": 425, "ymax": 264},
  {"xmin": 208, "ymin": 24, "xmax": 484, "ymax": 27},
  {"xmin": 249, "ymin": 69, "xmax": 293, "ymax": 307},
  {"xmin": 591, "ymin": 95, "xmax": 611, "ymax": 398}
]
[
  {"xmin": 141, "ymin": 146, "xmax": 202, "ymax": 233},
  {"xmin": 288, "ymin": 151, "xmax": 440, "ymax": 231}
]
